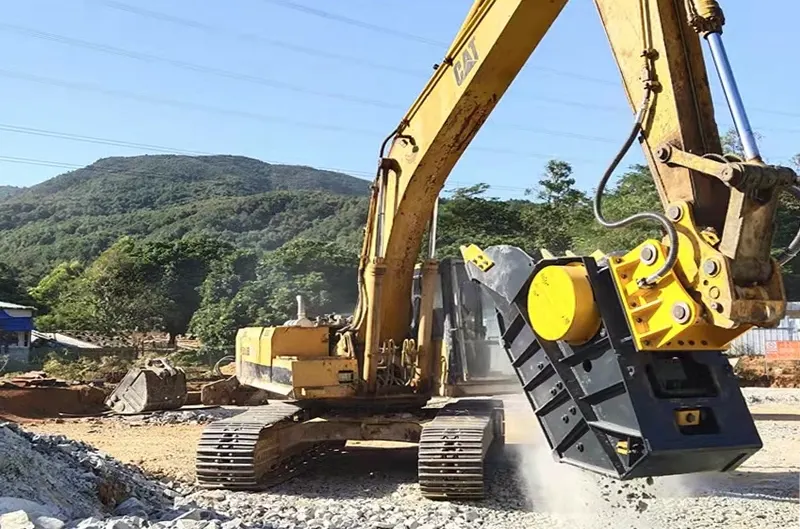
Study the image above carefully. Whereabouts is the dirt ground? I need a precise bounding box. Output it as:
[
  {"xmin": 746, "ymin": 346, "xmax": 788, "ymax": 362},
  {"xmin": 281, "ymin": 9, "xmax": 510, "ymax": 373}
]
[
  {"xmin": 0, "ymin": 384, "xmax": 107, "ymax": 421},
  {"xmin": 16, "ymin": 394, "xmax": 797, "ymax": 486},
  {"xmin": 735, "ymin": 356, "xmax": 800, "ymax": 387},
  {"xmin": 25, "ymin": 420, "xmax": 204, "ymax": 483}
]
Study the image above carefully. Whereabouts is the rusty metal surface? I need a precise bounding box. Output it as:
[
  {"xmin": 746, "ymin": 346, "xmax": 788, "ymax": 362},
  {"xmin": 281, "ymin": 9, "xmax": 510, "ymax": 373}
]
[
  {"xmin": 200, "ymin": 377, "xmax": 269, "ymax": 407},
  {"xmin": 104, "ymin": 358, "xmax": 187, "ymax": 414},
  {"xmin": 8, "ymin": 371, "xmax": 68, "ymax": 388}
]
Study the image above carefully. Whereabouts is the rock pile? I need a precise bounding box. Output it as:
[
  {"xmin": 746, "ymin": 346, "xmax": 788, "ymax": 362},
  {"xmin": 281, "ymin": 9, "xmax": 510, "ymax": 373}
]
[
  {"xmin": 0, "ymin": 422, "xmax": 172, "ymax": 521},
  {"xmin": 112, "ymin": 408, "xmax": 244, "ymax": 426},
  {"xmin": 0, "ymin": 422, "xmax": 247, "ymax": 529}
]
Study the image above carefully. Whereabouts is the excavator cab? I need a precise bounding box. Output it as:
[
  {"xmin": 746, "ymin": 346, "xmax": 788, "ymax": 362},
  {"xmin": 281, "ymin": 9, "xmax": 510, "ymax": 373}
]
[{"xmin": 411, "ymin": 258, "xmax": 518, "ymax": 397}]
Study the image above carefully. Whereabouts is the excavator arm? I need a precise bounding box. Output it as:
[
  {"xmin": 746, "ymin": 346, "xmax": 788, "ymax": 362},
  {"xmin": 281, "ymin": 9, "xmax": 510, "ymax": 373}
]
[
  {"xmin": 340, "ymin": 0, "xmax": 798, "ymax": 478},
  {"xmin": 345, "ymin": 0, "xmax": 798, "ymax": 385}
]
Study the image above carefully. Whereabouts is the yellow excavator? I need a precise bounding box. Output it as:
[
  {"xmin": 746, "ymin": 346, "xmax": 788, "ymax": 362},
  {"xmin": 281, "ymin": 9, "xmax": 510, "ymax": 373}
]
[{"xmin": 194, "ymin": 0, "xmax": 799, "ymax": 499}]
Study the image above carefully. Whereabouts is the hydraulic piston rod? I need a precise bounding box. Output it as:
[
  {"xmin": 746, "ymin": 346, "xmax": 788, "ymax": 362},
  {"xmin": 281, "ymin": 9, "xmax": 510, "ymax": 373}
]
[{"xmin": 704, "ymin": 31, "xmax": 760, "ymax": 161}]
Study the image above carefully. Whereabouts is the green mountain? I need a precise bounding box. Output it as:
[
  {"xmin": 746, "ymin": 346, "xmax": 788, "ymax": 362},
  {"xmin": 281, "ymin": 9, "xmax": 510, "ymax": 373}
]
[
  {"xmin": 0, "ymin": 186, "xmax": 21, "ymax": 199},
  {"xmin": 0, "ymin": 155, "xmax": 371, "ymax": 281}
]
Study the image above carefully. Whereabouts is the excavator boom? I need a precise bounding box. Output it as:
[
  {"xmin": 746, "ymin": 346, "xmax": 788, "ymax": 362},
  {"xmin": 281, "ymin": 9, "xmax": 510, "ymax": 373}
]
[{"xmin": 349, "ymin": 0, "xmax": 797, "ymax": 386}]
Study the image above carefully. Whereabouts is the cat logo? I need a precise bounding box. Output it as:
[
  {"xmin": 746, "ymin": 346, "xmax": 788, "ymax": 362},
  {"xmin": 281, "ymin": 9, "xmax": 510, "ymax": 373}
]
[{"xmin": 453, "ymin": 37, "xmax": 479, "ymax": 86}]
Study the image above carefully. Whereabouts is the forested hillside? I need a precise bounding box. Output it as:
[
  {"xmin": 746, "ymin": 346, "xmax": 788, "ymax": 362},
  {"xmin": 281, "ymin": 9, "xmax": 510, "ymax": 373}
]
[
  {"xmin": 0, "ymin": 186, "xmax": 21, "ymax": 200},
  {"xmin": 1, "ymin": 136, "xmax": 798, "ymax": 358},
  {"xmin": 0, "ymin": 155, "xmax": 371, "ymax": 280}
]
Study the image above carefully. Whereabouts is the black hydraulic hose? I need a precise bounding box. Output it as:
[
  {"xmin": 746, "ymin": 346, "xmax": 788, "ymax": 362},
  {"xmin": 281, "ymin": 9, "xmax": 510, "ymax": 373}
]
[
  {"xmin": 593, "ymin": 88, "xmax": 679, "ymax": 286},
  {"xmin": 777, "ymin": 185, "xmax": 800, "ymax": 266},
  {"xmin": 213, "ymin": 355, "xmax": 235, "ymax": 377}
]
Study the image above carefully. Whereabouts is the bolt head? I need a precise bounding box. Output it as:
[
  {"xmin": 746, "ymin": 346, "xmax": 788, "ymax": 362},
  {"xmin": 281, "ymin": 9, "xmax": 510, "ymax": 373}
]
[
  {"xmin": 703, "ymin": 259, "xmax": 720, "ymax": 276},
  {"xmin": 667, "ymin": 205, "xmax": 682, "ymax": 221},
  {"xmin": 671, "ymin": 302, "xmax": 691, "ymax": 323},
  {"xmin": 640, "ymin": 244, "xmax": 657, "ymax": 265}
]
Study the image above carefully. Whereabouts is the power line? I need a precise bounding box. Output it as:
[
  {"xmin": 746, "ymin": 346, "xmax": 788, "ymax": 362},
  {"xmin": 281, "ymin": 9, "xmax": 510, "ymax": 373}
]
[
  {"xmin": 0, "ymin": 123, "xmax": 211, "ymax": 156},
  {"xmin": 0, "ymin": 69, "xmax": 638, "ymax": 145},
  {"xmin": 0, "ymin": 23, "xmax": 626, "ymax": 116},
  {"xmin": 254, "ymin": 2, "xmax": 800, "ymax": 120},
  {"xmin": 0, "ymin": 70, "xmax": 607, "ymax": 164},
  {"xmin": 0, "ymin": 153, "xmax": 374, "ymax": 183},
  {"xmin": 0, "ymin": 119, "xmax": 601, "ymax": 183},
  {"xmin": 94, "ymin": 0, "xmax": 619, "ymax": 87},
  {"xmin": 0, "ymin": 23, "xmax": 402, "ymax": 111},
  {"xmin": 0, "ymin": 155, "xmax": 83, "ymax": 170},
  {"xmin": 7, "ymin": 19, "xmax": 799, "ymax": 127},
  {"xmin": 0, "ymin": 69, "xmax": 380, "ymax": 136},
  {"xmin": 1, "ymin": 66, "xmax": 796, "ymax": 169},
  {"xmin": 89, "ymin": 0, "xmax": 423, "ymax": 78},
  {"xmin": 256, "ymin": 0, "xmax": 444, "ymax": 47}
]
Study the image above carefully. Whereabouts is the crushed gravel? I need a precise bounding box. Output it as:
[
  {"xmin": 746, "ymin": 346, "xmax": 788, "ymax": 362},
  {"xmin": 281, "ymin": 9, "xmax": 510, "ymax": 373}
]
[
  {"xmin": 2, "ymin": 388, "xmax": 799, "ymax": 529},
  {"xmin": 0, "ymin": 421, "xmax": 171, "ymax": 521},
  {"xmin": 741, "ymin": 386, "xmax": 800, "ymax": 407}
]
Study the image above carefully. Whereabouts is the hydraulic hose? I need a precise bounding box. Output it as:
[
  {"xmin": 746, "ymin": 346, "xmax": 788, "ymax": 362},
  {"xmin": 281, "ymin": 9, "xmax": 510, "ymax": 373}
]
[
  {"xmin": 593, "ymin": 87, "xmax": 679, "ymax": 286},
  {"xmin": 213, "ymin": 355, "xmax": 235, "ymax": 377}
]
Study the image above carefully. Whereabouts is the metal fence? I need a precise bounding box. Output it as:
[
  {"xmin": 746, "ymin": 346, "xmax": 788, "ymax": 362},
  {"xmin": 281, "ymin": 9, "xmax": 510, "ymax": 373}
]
[{"xmin": 727, "ymin": 301, "xmax": 800, "ymax": 356}]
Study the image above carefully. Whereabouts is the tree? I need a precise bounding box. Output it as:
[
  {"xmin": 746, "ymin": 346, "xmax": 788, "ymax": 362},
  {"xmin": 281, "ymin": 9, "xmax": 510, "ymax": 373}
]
[
  {"xmin": 434, "ymin": 183, "xmax": 530, "ymax": 258},
  {"xmin": 720, "ymin": 126, "xmax": 763, "ymax": 158},
  {"xmin": 0, "ymin": 263, "xmax": 34, "ymax": 307},
  {"xmin": 522, "ymin": 160, "xmax": 591, "ymax": 254},
  {"xmin": 189, "ymin": 250, "xmax": 259, "ymax": 354},
  {"xmin": 135, "ymin": 237, "xmax": 235, "ymax": 345},
  {"xmin": 28, "ymin": 261, "xmax": 87, "ymax": 330},
  {"xmin": 189, "ymin": 239, "xmax": 359, "ymax": 354},
  {"xmin": 252, "ymin": 238, "xmax": 359, "ymax": 323},
  {"xmin": 80, "ymin": 237, "xmax": 171, "ymax": 337}
]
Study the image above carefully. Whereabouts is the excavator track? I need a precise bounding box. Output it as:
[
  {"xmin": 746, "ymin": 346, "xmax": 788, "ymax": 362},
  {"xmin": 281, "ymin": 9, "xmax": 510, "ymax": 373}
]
[
  {"xmin": 418, "ymin": 399, "xmax": 504, "ymax": 500},
  {"xmin": 196, "ymin": 402, "xmax": 318, "ymax": 490}
]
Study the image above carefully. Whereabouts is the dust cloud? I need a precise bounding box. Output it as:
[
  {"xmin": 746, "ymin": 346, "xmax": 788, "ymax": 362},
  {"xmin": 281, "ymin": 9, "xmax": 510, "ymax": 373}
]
[{"xmin": 507, "ymin": 394, "xmax": 691, "ymax": 529}]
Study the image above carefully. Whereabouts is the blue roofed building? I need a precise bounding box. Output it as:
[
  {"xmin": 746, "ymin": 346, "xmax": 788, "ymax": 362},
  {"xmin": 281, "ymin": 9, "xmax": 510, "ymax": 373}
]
[{"xmin": 0, "ymin": 301, "xmax": 36, "ymax": 369}]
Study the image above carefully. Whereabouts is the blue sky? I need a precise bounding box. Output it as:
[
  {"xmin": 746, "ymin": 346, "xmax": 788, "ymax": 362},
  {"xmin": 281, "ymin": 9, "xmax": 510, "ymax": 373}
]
[{"xmin": 0, "ymin": 0, "xmax": 797, "ymax": 199}]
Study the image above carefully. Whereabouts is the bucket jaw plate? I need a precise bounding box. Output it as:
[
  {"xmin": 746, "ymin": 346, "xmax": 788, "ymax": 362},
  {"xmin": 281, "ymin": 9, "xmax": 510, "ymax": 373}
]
[{"xmin": 464, "ymin": 244, "xmax": 762, "ymax": 480}]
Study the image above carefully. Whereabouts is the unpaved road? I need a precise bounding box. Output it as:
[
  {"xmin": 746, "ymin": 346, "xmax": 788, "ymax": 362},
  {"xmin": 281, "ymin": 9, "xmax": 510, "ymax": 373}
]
[
  {"xmin": 23, "ymin": 388, "xmax": 800, "ymax": 528},
  {"xmin": 25, "ymin": 421, "xmax": 203, "ymax": 483}
]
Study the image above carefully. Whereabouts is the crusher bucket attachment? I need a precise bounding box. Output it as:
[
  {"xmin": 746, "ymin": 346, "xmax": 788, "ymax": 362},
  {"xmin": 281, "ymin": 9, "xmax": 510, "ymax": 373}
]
[
  {"xmin": 105, "ymin": 358, "xmax": 188, "ymax": 414},
  {"xmin": 462, "ymin": 244, "xmax": 762, "ymax": 480}
]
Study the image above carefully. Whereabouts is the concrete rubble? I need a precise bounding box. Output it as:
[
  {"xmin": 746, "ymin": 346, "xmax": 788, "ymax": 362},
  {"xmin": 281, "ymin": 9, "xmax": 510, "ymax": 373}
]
[{"xmin": 110, "ymin": 408, "xmax": 244, "ymax": 426}]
